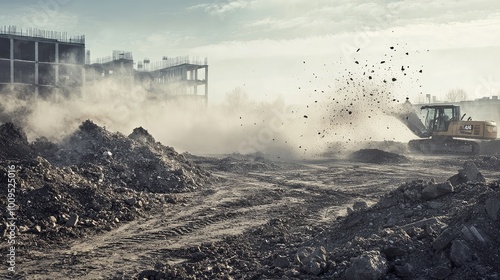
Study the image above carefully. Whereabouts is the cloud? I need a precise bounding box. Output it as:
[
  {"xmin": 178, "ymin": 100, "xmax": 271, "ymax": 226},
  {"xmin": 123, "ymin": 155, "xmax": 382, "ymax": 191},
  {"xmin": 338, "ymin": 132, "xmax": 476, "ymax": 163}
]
[{"xmin": 189, "ymin": 0, "xmax": 255, "ymax": 17}]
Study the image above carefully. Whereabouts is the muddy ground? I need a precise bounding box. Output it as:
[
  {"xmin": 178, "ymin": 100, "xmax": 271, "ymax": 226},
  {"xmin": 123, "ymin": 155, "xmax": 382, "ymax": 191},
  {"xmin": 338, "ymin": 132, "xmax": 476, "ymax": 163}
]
[{"xmin": 1, "ymin": 122, "xmax": 500, "ymax": 280}]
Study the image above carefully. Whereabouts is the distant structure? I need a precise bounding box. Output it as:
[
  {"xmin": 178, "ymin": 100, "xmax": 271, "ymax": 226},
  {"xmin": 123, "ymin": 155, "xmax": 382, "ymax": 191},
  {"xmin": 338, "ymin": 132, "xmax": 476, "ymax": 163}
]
[
  {"xmin": 0, "ymin": 26, "xmax": 209, "ymax": 102},
  {"xmin": 0, "ymin": 26, "xmax": 85, "ymax": 96},
  {"xmin": 87, "ymin": 52, "xmax": 209, "ymax": 101}
]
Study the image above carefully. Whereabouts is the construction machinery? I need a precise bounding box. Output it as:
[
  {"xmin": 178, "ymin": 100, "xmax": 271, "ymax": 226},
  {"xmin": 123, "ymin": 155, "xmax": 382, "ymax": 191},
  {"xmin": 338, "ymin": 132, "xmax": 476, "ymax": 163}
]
[{"xmin": 394, "ymin": 102, "xmax": 497, "ymax": 154}]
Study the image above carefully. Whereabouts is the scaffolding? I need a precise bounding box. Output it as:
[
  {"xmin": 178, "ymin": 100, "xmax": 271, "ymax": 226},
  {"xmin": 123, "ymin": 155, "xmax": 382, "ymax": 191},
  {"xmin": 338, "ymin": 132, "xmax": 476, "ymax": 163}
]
[
  {"xmin": 0, "ymin": 25, "xmax": 85, "ymax": 44},
  {"xmin": 138, "ymin": 56, "xmax": 208, "ymax": 72}
]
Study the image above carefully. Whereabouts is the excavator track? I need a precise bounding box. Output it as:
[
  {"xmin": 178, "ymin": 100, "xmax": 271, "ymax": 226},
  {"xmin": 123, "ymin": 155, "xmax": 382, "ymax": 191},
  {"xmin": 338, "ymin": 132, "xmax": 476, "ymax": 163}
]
[{"xmin": 409, "ymin": 139, "xmax": 480, "ymax": 155}]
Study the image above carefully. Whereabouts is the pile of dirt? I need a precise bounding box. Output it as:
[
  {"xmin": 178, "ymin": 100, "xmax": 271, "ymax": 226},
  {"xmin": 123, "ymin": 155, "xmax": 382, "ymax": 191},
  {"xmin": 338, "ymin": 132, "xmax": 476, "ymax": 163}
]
[
  {"xmin": 0, "ymin": 121, "xmax": 211, "ymax": 243},
  {"xmin": 41, "ymin": 120, "xmax": 211, "ymax": 193},
  {"xmin": 0, "ymin": 122, "xmax": 35, "ymax": 160},
  {"xmin": 137, "ymin": 162, "xmax": 500, "ymax": 280},
  {"xmin": 312, "ymin": 162, "xmax": 499, "ymax": 279},
  {"xmin": 348, "ymin": 148, "xmax": 410, "ymax": 164},
  {"xmin": 0, "ymin": 157, "xmax": 169, "ymax": 244}
]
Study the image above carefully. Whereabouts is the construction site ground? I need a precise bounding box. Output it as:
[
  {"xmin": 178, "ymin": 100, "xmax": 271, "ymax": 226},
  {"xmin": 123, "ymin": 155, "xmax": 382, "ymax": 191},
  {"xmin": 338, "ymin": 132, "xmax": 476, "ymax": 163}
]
[{"xmin": 1, "ymin": 122, "xmax": 500, "ymax": 279}]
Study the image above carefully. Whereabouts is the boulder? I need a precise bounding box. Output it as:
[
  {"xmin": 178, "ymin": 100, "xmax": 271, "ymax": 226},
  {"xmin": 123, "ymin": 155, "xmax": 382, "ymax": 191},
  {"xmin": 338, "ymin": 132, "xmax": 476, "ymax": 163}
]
[
  {"xmin": 422, "ymin": 182, "xmax": 453, "ymax": 200},
  {"xmin": 432, "ymin": 228, "xmax": 455, "ymax": 251},
  {"xmin": 459, "ymin": 162, "xmax": 485, "ymax": 183},
  {"xmin": 449, "ymin": 240, "xmax": 472, "ymax": 267},
  {"xmin": 344, "ymin": 251, "xmax": 388, "ymax": 280}
]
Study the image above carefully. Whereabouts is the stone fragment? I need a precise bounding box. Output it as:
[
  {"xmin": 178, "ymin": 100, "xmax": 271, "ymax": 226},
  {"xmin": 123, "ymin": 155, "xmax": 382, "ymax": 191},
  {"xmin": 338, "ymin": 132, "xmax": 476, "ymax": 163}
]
[
  {"xmin": 65, "ymin": 213, "xmax": 79, "ymax": 227},
  {"xmin": 353, "ymin": 201, "xmax": 368, "ymax": 211},
  {"xmin": 383, "ymin": 246, "xmax": 406, "ymax": 259},
  {"xmin": 449, "ymin": 240, "xmax": 472, "ymax": 267},
  {"xmin": 422, "ymin": 182, "xmax": 453, "ymax": 200},
  {"xmin": 273, "ymin": 255, "xmax": 290, "ymax": 268},
  {"xmin": 394, "ymin": 263, "xmax": 413, "ymax": 277},
  {"xmin": 485, "ymin": 197, "xmax": 500, "ymax": 220},
  {"xmin": 459, "ymin": 162, "xmax": 485, "ymax": 183},
  {"xmin": 344, "ymin": 251, "xmax": 388, "ymax": 280},
  {"xmin": 32, "ymin": 225, "xmax": 42, "ymax": 234},
  {"xmin": 432, "ymin": 228, "xmax": 455, "ymax": 251},
  {"xmin": 469, "ymin": 226, "xmax": 485, "ymax": 243},
  {"xmin": 125, "ymin": 198, "xmax": 137, "ymax": 206},
  {"xmin": 296, "ymin": 246, "xmax": 327, "ymax": 275}
]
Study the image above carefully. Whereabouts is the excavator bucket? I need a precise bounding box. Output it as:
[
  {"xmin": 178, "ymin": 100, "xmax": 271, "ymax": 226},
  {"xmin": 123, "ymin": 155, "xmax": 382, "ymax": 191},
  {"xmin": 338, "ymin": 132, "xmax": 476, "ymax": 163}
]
[{"xmin": 392, "ymin": 101, "xmax": 431, "ymax": 138}]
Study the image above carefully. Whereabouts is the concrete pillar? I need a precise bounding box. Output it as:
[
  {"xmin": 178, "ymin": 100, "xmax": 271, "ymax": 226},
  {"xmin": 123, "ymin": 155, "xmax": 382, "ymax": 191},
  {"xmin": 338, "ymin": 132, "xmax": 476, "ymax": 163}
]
[
  {"xmin": 55, "ymin": 43, "xmax": 59, "ymax": 86},
  {"xmin": 204, "ymin": 65, "xmax": 208, "ymax": 104},
  {"xmin": 10, "ymin": 38, "xmax": 13, "ymax": 83},
  {"xmin": 194, "ymin": 69, "xmax": 198, "ymax": 95},
  {"xmin": 35, "ymin": 41, "xmax": 39, "ymax": 95},
  {"xmin": 35, "ymin": 41, "xmax": 39, "ymax": 85}
]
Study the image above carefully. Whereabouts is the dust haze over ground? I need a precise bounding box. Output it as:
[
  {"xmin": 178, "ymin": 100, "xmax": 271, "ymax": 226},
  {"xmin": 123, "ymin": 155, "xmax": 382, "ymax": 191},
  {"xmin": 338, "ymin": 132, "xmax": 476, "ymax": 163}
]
[{"xmin": 0, "ymin": 44, "xmax": 432, "ymax": 160}]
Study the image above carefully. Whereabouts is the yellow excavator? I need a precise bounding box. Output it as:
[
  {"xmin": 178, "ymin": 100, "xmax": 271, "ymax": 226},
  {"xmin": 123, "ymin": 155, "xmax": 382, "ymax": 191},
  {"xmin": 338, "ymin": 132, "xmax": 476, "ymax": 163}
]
[{"xmin": 395, "ymin": 101, "xmax": 497, "ymax": 154}]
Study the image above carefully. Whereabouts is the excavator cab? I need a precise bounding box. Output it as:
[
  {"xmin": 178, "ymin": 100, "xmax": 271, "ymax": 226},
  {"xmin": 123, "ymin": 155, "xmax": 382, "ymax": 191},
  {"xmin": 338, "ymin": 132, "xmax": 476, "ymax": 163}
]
[{"xmin": 422, "ymin": 105, "xmax": 460, "ymax": 132}]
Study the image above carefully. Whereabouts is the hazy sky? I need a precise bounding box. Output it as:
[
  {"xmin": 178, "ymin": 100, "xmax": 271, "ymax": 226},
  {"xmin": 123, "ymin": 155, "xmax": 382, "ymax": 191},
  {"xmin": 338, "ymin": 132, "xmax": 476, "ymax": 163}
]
[{"xmin": 2, "ymin": 0, "xmax": 500, "ymax": 103}]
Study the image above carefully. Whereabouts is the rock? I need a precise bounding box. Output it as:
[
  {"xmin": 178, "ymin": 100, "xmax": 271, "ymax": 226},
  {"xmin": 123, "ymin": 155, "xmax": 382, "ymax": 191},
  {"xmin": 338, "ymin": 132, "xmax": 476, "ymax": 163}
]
[
  {"xmin": 49, "ymin": 216, "xmax": 57, "ymax": 224},
  {"xmin": 460, "ymin": 226, "xmax": 474, "ymax": 241},
  {"xmin": 344, "ymin": 251, "xmax": 388, "ymax": 280},
  {"xmin": 307, "ymin": 261, "xmax": 323, "ymax": 276},
  {"xmin": 459, "ymin": 162, "xmax": 485, "ymax": 183},
  {"xmin": 273, "ymin": 255, "xmax": 290, "ymax": 268},
  {"xmin": 485, "ymin": 197, "xmax": 500, "ymax": 220},
  {"xmin": 383, "ymin": 246, "xmax": 406, "ymax": 259},
  {"xmin": 431, "ymin": 265, "xmax": 451, "ymax": 279},
  {"xmin": 310, "ymin": 246, "xmax": 327, "ymax": 263},
  {"xmin": 469, "ymin": 226, "xmax": 485, "ymax": 243},
  {"xmin": 432, "ymin": 228, "xmax": 455, "ymax": 251},
  {"xmin": 353, "ymin": 201, "xmax": 368, "ymax": 211},
  {"xmin": 447, "ymin": 174, "xmax": 464, "ymax": 187},
  {"xmin": 449, "ymin": 240, "xmax": 472, "ymax": 267},
  {"xmin": 32, "ymin": 225, "xmax": 42, "ymax": 234},
  {"xmin": 394, "ymin": 263, "xmax": 413, "ymax": 277},
  {"xmin": 125, "ymin": 198, "xmax": 137, "ymax": 206},
  {"xmin": 422, "ymin": 182, "xmax": 453, "ymax": 200},
  {"xmin": 103, "ymin": 151, "xmax": 113, "ymax": 157},
  {"xmin": 65, "ymin": 213, "xmax": 79, "ymax": 227},
  {"xmin": 296, "ymin": 246, "xmax": 327, "ymax": 275}
]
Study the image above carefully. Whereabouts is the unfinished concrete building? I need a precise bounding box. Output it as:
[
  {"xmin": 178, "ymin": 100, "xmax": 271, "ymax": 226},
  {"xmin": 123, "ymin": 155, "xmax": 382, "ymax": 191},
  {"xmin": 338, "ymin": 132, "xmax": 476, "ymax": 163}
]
[
  {"xmin": 87, "ymin": 53, "xmax": 209, "ymax": 101},
  {"xmin": 0, "ymin": 26, "xmax": 85, "ymax": 96},
  {"xmin": 1, "ymin": 26, "xmax": 208, "ymax": 102}
]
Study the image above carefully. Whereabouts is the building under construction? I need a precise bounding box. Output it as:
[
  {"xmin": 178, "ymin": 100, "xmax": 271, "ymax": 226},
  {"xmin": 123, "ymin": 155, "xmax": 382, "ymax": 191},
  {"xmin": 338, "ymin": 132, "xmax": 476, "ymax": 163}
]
[
  {"xmin": 0, "ymin": 26, "xmax": 85, "ymax": 96},
  {"xmin": 0, "ymin": 26, "xmax": 208, "ymax": 101}
]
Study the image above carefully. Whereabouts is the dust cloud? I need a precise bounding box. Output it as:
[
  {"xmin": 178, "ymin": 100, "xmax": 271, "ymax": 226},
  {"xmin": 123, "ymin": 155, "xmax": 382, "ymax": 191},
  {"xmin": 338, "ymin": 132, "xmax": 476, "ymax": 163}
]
[{"xmin": 0, "ymin": 46, "xmax": 426, "ymax": 159}]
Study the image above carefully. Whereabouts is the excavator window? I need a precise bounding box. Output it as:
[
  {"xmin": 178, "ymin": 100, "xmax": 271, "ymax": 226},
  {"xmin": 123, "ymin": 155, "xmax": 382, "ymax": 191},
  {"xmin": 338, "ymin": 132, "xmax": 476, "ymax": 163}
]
[{"xmin": 425, "ymin": 107, "xmax": 457, "ymax": 132}]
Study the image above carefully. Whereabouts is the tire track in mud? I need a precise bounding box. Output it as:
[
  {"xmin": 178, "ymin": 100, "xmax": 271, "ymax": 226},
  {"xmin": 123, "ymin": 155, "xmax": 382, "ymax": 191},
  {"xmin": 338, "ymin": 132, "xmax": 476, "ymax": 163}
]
[
  {"xmin": 18, "ymin": 173, "xmax": 317, "ymax": 279},
  {"xmin": 17, "ymin": 162, "xmax": 414, "ymax": 279}
]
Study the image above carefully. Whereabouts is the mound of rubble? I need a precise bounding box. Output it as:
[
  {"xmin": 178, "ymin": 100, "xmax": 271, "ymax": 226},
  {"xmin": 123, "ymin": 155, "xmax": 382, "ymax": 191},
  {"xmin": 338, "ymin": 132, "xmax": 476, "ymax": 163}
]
[
  {"xmin": 0, "ymin": 121, "xmax": 211, "ymax": 243},
  {"xmin": 137, "ymin": 162, "xmax": 500, "ymax": 280},
  {"xmin": 348, "ymin": 149, "xmax": 410, "ymax": 164},
  {"xmin": 315, "ymin": 161, "xmax": 500, "ymax": 279},
  {"xmin": 42, "ymin": 120, "xmax": 211, "ymax": 193},
  {"xmin": 0, "ymin": 122, "xmax": 35, "ymax": 160}
]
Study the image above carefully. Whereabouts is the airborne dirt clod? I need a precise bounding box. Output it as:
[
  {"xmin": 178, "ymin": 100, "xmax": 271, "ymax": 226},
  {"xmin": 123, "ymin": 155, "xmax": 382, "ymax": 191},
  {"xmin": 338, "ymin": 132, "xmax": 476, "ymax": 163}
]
[{"xmin": 1, "ymin": 121, "xmax": 500, "ymax": 280}]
